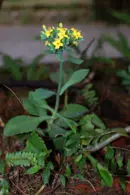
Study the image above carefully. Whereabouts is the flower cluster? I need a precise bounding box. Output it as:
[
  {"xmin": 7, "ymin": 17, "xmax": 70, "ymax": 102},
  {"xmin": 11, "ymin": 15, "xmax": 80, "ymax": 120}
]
[{"xmin": 40, "ymin": 23, "xmax": 83, "ymax": 53}]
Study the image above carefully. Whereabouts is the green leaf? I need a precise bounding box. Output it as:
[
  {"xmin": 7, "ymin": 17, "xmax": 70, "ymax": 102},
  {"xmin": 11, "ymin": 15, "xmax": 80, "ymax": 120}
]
[
  {"xmin": 6, "ymin": 151, "xmax": 38, "ymax": 167},
  {"xmin": 35, "ymin": 66, "xmax": 48, "ymax": 80},
  {"xmin": 4, "ymin": 115, "xmax": 49, "ymax": 136},
  {"xmin": 59, "ymin": 174, "xmax": 66, "ymax": 186},
  {"xmin": 68, "ymin": 55, "xmax": 84, "ymax": 65},
  {"xmin": 50, "ymin": 72, "xmax": 59, "ymax": 83},
  {"xmin": 65, "ymin": 165, "xmax": 71, "ymax": 178},
  {"xmin": 127, "ymin": 159, "xmax": 130, "ymax": 175},
  {"xmin": 53, "ymin": 137, "xmax": 65, "ymax": 151},
  {"xmin": 117, "ymin": 70, "xmax": 130, "ymax": 80},
  {"xmin": 55, "ymin": 118, "xmax": 78, "ymax": 129},
  {"xmin": 113, "ymin": 11, "xmax": 130, "ymax": 25},
  {"xmin": 105, "ymin": 147, "xmax": 114, "ymax": 160},
  {"xmin": 102, "ymin": 34, "xmax": 130, "ymax": 60},
  {"xmin": 47, "ymin": 162, "xmax": 54, "ymax": 170},
  {"xmin": 60, "ymin": 69, "xmax": 89, "ymax": 95},
  {"xmin": 0, "ymin": 160, "xmax": 5, "ymax": 174},
  {"xmin": 0, "ymin": 178, "xmax": 9, "ymax": 195},
  {"xmin": 65, "ymin": 147, "xmax": 78, "ymax": 156},
  {"xmin": 116, "ymin": 154, "xmax": 123, "ymax": 168},
  {"xmin": 97, "ymin": 163, "xmax": 113, "ymax": 187},
  {"xmin": 120, "ymin": 177, "xmax": 126, "ymax": 191},
  {"xmin": 23, "ymin": 97, "xmax": 47, "ymax": 116},
  {"xmin": 48, "ymin": 124, "xmax": 66, "ymax": 138},
  {"xmin": 48, "ymin": 124, "xmax": 66, "ymax": 150},
  {"xmin": 25, "ymin": 132, "xmax": 47, "ymax": 153},
  {"xmin": 26, "ymin": 166, "xmax": 41, "ymax": 174},
  {"xmin": 92, "ymin": 114, "xmax": 106, "ymax": 129},
  {"xmin": 62, "ymin": 104, "xmax": 88, "ymax": 119},
  {"xmin": 3, "ymin": 55, "xmax": 22, "ymax": 80},
  {"xmin": 30, "ymin": 88, "xmax": 55, "ymax": 100},
  {"xmin": 42, "ymin": 164, "xmax": 51, "ymax": 185},
  {"xmin": 87, "ymin": 154, "xmax": 97, "ymax": 167},
  {"xmin": 75, "ymin": 154, "xmax": 83, "ymax": 163},
  {"xmin": 27, "ymin": 54, "xmax": 44, "ymax": 80},
  {"xmin": 65, "ymin": 133, "xmax": 80, "ymax": 147}
]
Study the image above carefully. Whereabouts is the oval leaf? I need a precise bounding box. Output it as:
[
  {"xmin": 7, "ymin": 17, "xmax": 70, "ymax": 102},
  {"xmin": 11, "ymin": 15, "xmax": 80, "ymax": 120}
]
[
  {"xmin": 59, "ymin": 174, "xmax": 66, "ymax": 186},
  {"xmin": 97, "ymin": 163, "xmax": 113, "ymax": 187},
  {"xmin": 23, "ymin": 98, "xmax": 47, "ymax": 116},
  {"xmin": 60, "ymin": 69, "xmax": 89, "ymax": 95},
  {"xmin": 30, "ymin": 88, "xmax": 55, "ymax": 100},
  {"xmin": 4, "ymin": 115, "xmax": 48, "ymax": 136},
  {"xmin": 62, "ymin": 104, "xmax": 88, "ymax": 119},
  {"xmin": 68, "ymin": 55, "xmax": 84, "ymax": 65}
]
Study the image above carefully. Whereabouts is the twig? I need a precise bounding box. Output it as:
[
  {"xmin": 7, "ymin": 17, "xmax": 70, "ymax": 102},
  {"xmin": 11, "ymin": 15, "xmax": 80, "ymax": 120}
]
[
  {"xmin": 35, "ymin": 184, "xmax": 45, "ymax": 195},
  {"xmin": 52, "ymin": 173, "xmax": 59, "ymax": 189},
  {"xmin": 86, "ymin": 126, "xmax": 130, "ymax": 153},
  {"xmin": 50, "ymin": 184, "xmax": 60, "ymax": 195},
  {"xmin": 110, "ymin": 146, "xmax": 130, "ymax": 152},
  {"xmin": 1, "ymin": 83, "xmax": 24, "ymax": 111},
  {"xmin": 11, "ymin": 180, "xmax": 26, "ymax": 195},
  {"xmin": 80, "ymin": 38, "xmax": 95, "ymax": 60},
  {"xmin": 85, "ymin": 179, "xmax": 96, "ymax": 192}
]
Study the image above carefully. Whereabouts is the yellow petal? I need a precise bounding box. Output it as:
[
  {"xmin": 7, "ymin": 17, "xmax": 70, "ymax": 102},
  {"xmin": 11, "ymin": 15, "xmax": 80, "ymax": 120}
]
[{"xmin": 59, "ymin": 23, "xmax": 63, "ymax": 28}]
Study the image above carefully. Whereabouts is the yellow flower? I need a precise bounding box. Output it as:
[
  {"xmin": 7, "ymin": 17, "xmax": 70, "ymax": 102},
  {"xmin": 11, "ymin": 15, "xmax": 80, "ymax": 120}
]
[
  {"xmin": 59, "ymin": 23, "xmax": 63, "ymax": 28},
  {"xmin": 58, "ymin": 27, "xmax": 66, "ymax": 33},
  {"xmin": 53, "ymin": 39, "xmax": 63, "ymax": 49},
  {"xmin": 45, "ymin": 41, "xmax": 50, "ymax": 46},
  {"xmin": 58, "ymin": 31, "xmax": 69, "ymax": 40},
  {"xmin": 71, "ymin": 28, "xmax": 83, "ymax": 39},
  {"xmin": 45, "ymin": 27, "xmax": 53, "ymax": 37},
  {"xmin": 41, "ymin": 23, "xmax": 83, "ymax": 53},
  {"xmin": 72, "ymin": 41, "xmax": 78, "ymax": 46},
  {"xmin": 42, "ymin": 25, "xmax": 46, "ymax": 31}
]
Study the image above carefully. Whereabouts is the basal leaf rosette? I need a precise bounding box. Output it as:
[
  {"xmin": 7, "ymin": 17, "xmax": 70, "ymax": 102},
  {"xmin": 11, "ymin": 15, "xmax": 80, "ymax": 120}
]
[{"xmin": 40, "ymin": 23, "xmax": 83, "ymax": 54}]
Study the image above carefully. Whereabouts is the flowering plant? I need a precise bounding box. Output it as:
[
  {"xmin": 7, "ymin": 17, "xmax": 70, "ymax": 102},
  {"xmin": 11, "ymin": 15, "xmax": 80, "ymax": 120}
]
[{"xmin": 3, "ymin": 23, "xmax": 127, "ymax": 191}]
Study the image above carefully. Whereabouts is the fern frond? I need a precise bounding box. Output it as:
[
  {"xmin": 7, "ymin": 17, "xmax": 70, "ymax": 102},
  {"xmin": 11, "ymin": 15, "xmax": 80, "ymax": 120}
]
[
  {"xmin": 6, "ymin": 151, "xmax": 38, "ymax": 167},
  {"xmin": 82, "ymin": 84, "xmax": 99, "ymax": 107}
]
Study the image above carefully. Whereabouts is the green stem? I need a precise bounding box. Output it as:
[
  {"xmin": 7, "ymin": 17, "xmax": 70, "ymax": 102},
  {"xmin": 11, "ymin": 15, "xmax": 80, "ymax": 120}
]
[
  {"xmin": 49, "ymin": 54, "xmax": 64, "ymax": 126},
  {"xmin": 54, "ymin": 57, "xmax": 63, "ymax": 112}
]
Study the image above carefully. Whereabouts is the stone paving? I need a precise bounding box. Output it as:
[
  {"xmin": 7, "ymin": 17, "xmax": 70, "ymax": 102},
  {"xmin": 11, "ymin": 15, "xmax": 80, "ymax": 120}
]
[{"xmin": 0, "ymin": 24, "xmax": 130, "ymax": 66}]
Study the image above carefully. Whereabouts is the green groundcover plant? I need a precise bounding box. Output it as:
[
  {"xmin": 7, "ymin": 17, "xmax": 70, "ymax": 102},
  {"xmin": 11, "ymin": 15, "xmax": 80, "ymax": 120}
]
[
  {"xmin": 2, "ymin": 53, "xmax": 48, "ymax": 81},
  {"xmin": 99, "ymin": 12, "xmax": 130, "ymax": 93},
  {"xmin": 2, "ymin": 23, "xmax": 130, "ymax": 193}
]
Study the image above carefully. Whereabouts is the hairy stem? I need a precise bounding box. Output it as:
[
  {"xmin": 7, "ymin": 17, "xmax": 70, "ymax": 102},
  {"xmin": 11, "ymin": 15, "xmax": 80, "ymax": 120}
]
[{"xmin": 86, "ymin": 126, "xmax": 130, "ymax": 153}]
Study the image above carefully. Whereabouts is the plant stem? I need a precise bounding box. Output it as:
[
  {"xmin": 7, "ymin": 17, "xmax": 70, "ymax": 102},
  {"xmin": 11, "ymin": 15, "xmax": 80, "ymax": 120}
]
[
  {"xmin": 49, "ymin": 54, "xmax": 63, "ymax": 126},
  {"xmin": 86, "ymin": 126, "xmax": 130, "ymax": 153},
  {"xmin": 54, "ymin": 56, "xmax": 63, "ymax": 113}
]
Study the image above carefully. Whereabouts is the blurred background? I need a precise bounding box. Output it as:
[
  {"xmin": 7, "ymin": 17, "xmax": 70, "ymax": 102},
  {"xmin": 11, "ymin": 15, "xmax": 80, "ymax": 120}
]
[
  {"xmin": 0, "ymin": 0, "xmax": 130, "ymax": 25},
  {"xmin": 0, "ymin": 0, "xmax": 130, "ymax": 67}
]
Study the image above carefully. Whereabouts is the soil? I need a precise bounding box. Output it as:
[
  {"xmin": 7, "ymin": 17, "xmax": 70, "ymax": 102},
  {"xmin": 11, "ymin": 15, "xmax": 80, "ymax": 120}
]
[{"xmin": 1, "ymin": 59, "xmax": 130, "ymax": 194}]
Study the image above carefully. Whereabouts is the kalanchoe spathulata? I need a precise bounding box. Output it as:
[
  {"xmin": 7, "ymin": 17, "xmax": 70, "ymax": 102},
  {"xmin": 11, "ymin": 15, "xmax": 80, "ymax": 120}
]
[{"xmin": 40, "ymin": 23, "xmax": 83, "ymax": 53}]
